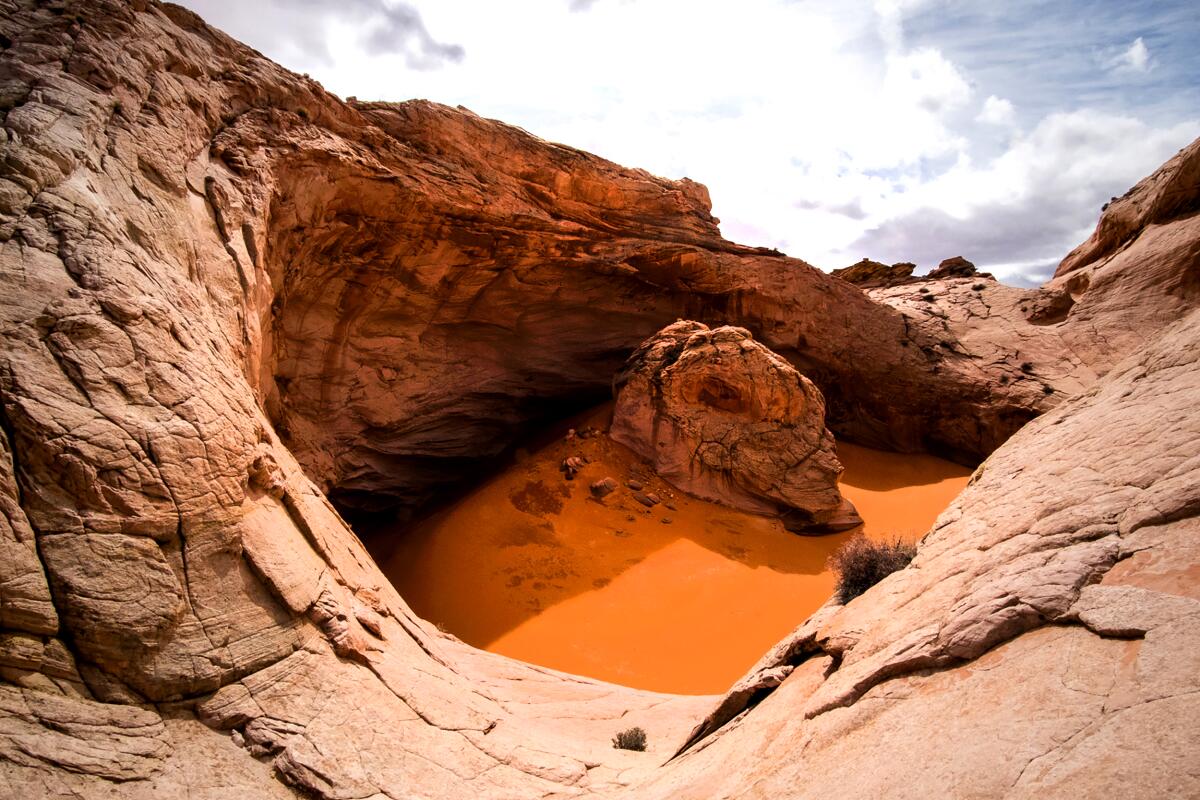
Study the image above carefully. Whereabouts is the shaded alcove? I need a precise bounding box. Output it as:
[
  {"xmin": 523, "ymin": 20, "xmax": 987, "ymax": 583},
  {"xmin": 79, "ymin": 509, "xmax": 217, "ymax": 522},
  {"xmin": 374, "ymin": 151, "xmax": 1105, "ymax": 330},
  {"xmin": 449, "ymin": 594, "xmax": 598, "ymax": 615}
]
[{"xmin": 248, "ymin": 140, "xmax": 1019, "ymax": 537}]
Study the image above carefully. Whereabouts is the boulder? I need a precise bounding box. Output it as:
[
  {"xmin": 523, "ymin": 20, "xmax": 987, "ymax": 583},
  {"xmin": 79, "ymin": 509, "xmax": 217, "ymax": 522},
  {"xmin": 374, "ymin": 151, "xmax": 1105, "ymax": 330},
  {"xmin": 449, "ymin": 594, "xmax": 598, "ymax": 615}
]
[{"xmin": 611, "ymin": 322, "xmax": 860, "ymax": 533}]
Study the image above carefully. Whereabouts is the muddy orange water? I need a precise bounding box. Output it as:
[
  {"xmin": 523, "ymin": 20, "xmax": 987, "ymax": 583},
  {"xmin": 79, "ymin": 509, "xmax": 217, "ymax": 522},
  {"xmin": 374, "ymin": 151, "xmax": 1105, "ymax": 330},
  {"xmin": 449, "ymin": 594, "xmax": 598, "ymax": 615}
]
[{"xmin": 373, "ymin": 406, "xmax": 970, "ymax": 695}]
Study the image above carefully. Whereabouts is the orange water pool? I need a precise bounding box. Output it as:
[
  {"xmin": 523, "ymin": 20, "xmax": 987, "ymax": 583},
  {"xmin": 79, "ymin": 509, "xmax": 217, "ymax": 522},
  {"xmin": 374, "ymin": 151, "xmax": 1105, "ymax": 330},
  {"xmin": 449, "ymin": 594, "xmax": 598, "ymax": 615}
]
[{"xmin": 373, "ymin": 407, "xmax": 970, "ymax": 694}]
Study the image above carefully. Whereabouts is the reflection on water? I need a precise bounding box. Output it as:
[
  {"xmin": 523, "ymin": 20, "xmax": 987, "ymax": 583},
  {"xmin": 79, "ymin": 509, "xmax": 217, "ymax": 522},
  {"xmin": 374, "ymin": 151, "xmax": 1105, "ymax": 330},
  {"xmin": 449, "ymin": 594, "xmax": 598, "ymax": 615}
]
[
  {"xmin": 836, "ymin": 441, "xmax": 974, "ymax": 538},
  {"xmin": 373, "ymin": 407, "xmax": 970, "ymax": 695}
]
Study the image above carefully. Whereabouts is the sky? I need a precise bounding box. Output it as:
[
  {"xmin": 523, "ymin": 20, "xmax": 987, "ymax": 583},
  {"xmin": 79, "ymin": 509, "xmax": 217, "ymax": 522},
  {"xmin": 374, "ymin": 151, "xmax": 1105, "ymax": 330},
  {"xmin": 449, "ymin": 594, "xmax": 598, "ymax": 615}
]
[{"xmin": 178, "ymin": 0, "xmax": 1199, "ymax": 285}]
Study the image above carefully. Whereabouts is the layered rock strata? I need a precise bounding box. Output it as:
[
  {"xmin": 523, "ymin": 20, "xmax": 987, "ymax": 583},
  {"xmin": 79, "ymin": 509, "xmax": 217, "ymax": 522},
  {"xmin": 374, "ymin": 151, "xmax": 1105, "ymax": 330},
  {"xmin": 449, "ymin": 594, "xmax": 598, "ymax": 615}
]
[
  {"xmin": 831, "ymin": 258, "xmax": 916, "ymax": 288},
  {"xmin": 611, "ymin": 321, "xmax": 860, "ymax": 532},
  {"xmin": 0, "ymin": 1, "xmax": 1082, "ymax": 527},
  {"xmin": 832, "ymin": 255, "xmax": 991, "ymax": 289},
  {"xmin": 0, "ymin": 1, "xmax": 1196, "ymax": 798}
]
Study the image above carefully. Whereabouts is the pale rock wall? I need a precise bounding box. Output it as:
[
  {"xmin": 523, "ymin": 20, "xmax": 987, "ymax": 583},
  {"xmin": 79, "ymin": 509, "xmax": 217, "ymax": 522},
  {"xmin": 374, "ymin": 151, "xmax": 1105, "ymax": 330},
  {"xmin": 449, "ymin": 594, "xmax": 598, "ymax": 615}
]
[{"xmin": 0, "ymin": 1, "xmax": 1195, "ymax": 798}]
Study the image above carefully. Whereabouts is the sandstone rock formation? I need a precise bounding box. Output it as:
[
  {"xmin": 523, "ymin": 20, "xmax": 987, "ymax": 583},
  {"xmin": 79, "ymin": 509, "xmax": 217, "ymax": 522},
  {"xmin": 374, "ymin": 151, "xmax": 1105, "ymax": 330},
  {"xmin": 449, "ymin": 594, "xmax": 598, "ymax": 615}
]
[
  {"xmin": 925, "ymin": 254, "xmax": 986, "ymax": 281},
  {"xmin": 611, "ymin": 321, "xmax": 860, "ymax": 533},
  {"xmin": 862, "ymin": 136, "xmax": 1200, "ymax": 415},
  {"xmin": 831, "ymin": 258, "xmax": 915, "ymax": 288},
  {"xmin": 0, "ymin": 0, "xmax": 1064, "ymax": 526},
  {"xmin": 1043, "ymin": 135, "xmax": 1200, "ymax": 375},
  {"xmin": 647, "ymin": 304, "xmax": 1200, "ymax": 799},
  {"xmin": 833, "ymin": 256, "xmax": 990, "ymax": 289},
  {"xmin": 0, "ymin": 0, "xmax": 1197, "ymax": 798},
  {"xmin": 1056, "ymin": 136, "xmax": 1200, "ymax": 279}
]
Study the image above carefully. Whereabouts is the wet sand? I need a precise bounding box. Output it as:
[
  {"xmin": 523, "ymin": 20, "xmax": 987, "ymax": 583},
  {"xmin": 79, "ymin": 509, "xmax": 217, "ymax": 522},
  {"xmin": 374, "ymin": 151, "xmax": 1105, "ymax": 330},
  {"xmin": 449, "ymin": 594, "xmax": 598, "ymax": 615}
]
[{"xmin": 373, "ymin": 407, "xmax": 970, "ymax": 695}]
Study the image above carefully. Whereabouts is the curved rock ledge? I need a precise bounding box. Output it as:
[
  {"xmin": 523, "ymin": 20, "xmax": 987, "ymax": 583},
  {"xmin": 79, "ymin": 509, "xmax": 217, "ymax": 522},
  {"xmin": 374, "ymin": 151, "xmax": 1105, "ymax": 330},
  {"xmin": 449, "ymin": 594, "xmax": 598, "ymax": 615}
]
[{"xmin": 0, "ymin": 2, "xmax": 1197, "ymax": 798}]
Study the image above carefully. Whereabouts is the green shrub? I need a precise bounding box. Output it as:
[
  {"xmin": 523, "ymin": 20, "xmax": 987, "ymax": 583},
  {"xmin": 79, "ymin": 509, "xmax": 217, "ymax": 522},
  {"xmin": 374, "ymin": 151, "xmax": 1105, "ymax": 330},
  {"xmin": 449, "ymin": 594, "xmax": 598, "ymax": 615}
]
[
  {"xmin": 829, "ymin": 534, "xmax": 917, "ymax": 603},
  {"xmin": 612, "ymin": 726, "xmax": 647, "ymax": 751}
]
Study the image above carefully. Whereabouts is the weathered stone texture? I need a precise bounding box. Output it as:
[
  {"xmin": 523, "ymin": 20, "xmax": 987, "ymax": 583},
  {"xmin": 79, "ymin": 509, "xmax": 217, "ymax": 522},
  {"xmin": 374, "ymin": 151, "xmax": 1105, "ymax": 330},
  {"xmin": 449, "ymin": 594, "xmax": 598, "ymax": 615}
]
[
  {"xmin": 0, "ymin": 1, "xmax": 1196, "ymax": 798},
  {"xmin": 612, "ymin": 321, "xmax": 859, "ymax": 532}
]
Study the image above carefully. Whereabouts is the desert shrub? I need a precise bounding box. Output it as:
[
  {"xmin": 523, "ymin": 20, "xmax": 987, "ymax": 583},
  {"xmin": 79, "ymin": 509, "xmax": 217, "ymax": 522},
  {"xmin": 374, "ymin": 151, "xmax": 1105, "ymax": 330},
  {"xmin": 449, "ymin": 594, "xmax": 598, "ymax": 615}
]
[
  {"xmin": 1020, "ymin": 362, "xmax": 1034, "ymax": 373},
  {"xmin": 612, "ymin": 726, "xmax": 647, "ymax": 751},
  {"xmin": 829, "ymin": 534, "xmax": 917, "ymax": 604},
  {"xmin": 972, "ymin": 283, "xmax": 986, "ymax": 291}
]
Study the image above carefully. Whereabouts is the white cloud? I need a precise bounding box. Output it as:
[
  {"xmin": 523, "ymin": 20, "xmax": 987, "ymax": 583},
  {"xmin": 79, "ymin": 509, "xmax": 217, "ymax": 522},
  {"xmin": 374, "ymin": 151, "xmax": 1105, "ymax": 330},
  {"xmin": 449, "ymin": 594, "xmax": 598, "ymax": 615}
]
[
  {"xmin": 177, "ymin": 0, "xmax": 1197, "ymax": 285},
  {"xmin": 884, "ymin": 47, "xmax": 973, "ymax": 115},
  {"xmin": 873, "ymin": 0, "xmax": 937, "ymax": 50},
  {"xmin": 844, "ymin": 111, "xmax": 1198, "ymax": 278},
  {"xmin": 1111, "ymin": 36, "xmax": 1151, "ymax": 73},
  {"xmin": 183, "ymin": 0, "xmax": 463, "ymax": 69},
  {"xmin": 977, "ymin": 95, "xmax": 1016, "ymax": 127}
]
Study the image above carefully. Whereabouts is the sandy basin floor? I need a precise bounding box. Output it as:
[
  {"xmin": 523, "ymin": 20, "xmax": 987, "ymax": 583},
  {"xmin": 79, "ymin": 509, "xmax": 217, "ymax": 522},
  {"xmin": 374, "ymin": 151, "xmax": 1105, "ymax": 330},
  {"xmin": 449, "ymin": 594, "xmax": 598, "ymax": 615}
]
[{"xmin": 375, "ymin": 406, "xmax": 970, "ymax": 695}]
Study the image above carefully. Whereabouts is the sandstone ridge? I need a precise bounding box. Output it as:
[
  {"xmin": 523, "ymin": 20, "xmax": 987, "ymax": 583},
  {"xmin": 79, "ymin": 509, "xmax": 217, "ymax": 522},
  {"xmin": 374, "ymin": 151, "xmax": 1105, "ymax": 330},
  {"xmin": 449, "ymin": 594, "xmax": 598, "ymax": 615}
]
[
  {"xmin": 832, "ymin": 255, "xmax": 992, "ymax": 289},
  {"xmin": 831, "ymin": 258, "xmax": 916, "ymax": 288}
]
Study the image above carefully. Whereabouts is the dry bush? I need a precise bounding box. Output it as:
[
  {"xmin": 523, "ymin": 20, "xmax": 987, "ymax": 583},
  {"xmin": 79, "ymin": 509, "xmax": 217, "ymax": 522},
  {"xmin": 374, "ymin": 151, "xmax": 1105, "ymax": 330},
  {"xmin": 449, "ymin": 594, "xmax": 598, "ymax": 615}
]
[
  {"xmin": 612, "ymin": 726, "xmax": 647, "ymax": 751},
  {"xmin": 829, "ymin": 534, "xmax": 917, "ymax": 603}
]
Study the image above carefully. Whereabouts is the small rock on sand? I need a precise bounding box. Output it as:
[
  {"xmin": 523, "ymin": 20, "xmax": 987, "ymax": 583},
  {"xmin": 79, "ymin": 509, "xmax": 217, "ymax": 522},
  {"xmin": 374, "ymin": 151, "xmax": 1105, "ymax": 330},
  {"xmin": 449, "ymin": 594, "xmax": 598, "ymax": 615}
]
[
  {"xmin": 633, "ymin": 492, "xmax": 659, "ymax": 507},
  {"xmin": 590, "ymin": 477, "xmax": 618, "ymax": 498},
  {"xmin": 560, "ymin": 456, "xmax": 586, "ymax": 480}
]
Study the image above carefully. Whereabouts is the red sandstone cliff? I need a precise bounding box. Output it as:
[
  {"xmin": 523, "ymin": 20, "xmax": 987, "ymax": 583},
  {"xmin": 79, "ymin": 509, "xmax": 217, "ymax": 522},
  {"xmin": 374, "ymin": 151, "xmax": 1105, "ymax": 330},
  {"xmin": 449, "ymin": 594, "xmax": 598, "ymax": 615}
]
[{"xmin": 0, "ymin": 0, "xmax": 1071, "ymax": 525}]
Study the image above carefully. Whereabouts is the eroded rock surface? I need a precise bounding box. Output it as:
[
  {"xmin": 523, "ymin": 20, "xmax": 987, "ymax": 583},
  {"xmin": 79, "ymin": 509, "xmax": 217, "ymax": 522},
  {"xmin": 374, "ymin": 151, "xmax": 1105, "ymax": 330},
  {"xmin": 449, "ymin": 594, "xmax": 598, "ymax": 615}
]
[
  {"xmin": 0, "ymin": 0, "xmax": 1062, "ymax": 524},
  {"xmin": 926, "ymin": 255, "xmax": 985, "ymax": 281},
  {"xmin": 0, "ymin": 0, "xmax": 1196, "ymax": 798},
  {"xmin": 1057, "ymin": 136, "xmax": 1200, "ymax": 279},
  {"xmin": 863, "ymin": 140, "xmax": 1200, "ymax": 422},
  {"xmin": 611, "ymin": 321, "xmax": 859, "ymax": 532},
  {"xmin": 655, "ymin": 304, "xmax": 1200, "ymax": 800},
  {"xmin": 833, "ymin": 255, "xmax": 990, "ymax": 289},
  {"xmin": 831, "ymin": 258, "xmax": 915, "ymax": 288}
]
